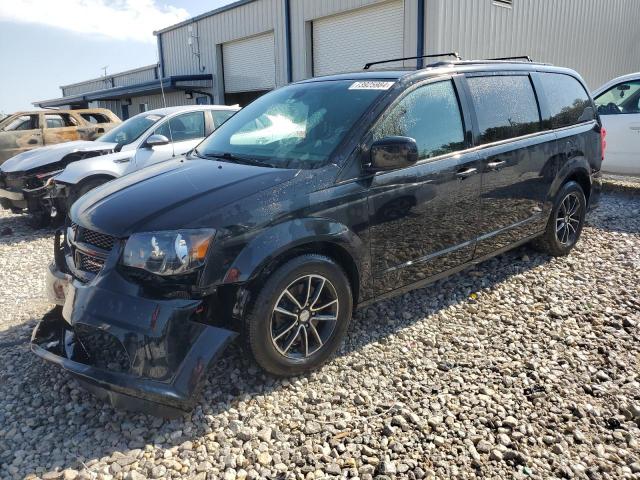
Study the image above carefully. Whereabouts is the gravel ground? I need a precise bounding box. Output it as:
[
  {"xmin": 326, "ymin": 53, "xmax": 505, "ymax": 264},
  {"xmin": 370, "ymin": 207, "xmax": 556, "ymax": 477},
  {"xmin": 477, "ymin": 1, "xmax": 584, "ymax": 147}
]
[{"xmin": 0, "ymin": 183, "xmax": 639, "ymax": 480}]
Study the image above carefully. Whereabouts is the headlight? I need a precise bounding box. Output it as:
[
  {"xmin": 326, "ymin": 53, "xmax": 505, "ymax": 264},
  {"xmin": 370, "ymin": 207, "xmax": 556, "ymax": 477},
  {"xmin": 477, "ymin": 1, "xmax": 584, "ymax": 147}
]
[{"xmin": 122, "ymin": 229, "xmax": 215, "ymax": 276}]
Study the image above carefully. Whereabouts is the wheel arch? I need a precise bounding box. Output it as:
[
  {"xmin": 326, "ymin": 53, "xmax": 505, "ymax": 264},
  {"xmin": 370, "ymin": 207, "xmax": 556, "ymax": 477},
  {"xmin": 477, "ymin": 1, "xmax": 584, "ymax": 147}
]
[
  {"xmin": 210, "ymin": 218, "xmax": 366, "ymax": 321},
  {"xmin": 549, "ymin": 159, "xmax": 592, "ymax": 205}
]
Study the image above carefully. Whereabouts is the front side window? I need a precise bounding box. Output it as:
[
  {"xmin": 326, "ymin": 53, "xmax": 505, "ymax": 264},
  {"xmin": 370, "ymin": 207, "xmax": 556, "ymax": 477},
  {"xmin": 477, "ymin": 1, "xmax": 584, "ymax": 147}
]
[
  {"xmin": 374, "ymin": 80, "xmax": 465, "ymax": 160},
  {"xmin": 595, "ymin": 80, "xmax": 640, "ymax": 115},
  {"xmin": 196, "ymin": 80, "xmax": 390, "ymax": 168},
  {"xmin": 45, "ymin": 113, "xmax": 78, "ymax": 128},
  {"xmin": 467, "ymin": 75, "xmax": 541, "ymax": 144},
  {"xmin": 2, "ymin": 115, "xmax": 38, "ymax": 131},
  {"xmin": 99, "ymin": 112, "xmax": 164, "ymax": 145},
  {"xmin": 155, "ymin": 111, "xmax": 205, "ymax": 142},
  {"xmin": 538, "ymin": 73, "xmax": 594, "ymax": 127}
]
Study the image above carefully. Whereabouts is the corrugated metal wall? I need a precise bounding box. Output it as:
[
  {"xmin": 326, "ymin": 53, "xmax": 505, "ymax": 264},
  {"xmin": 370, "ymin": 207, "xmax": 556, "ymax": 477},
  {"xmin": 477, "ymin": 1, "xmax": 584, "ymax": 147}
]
[
  {"xmin": 424, "ymin": 0, "xmax": 640, "ymax": 89},
  {"xmin": 158, "ymin": 0, "xmax": 286, "ymax": 102},
  {"xmin": 288, "ymin": 0, "xmax": 418, "ymax": 80},
  {"xmin": 62, "ymin": 66, "xmax": 158, "ymax": 96}
]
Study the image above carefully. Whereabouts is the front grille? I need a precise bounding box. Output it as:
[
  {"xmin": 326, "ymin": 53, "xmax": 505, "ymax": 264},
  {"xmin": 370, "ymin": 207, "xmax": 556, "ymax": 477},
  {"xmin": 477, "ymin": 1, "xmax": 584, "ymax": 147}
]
[
  {"xmin": 72, "ymin": 223, "xmax": 115, "ymax": 251},
  {"xmin": 75, "ymin": 251, "xmax": 105, "ymax": 274},
  {"xmin": 75, "ymin": 323, "xmax": 130, "ymax": 372}
]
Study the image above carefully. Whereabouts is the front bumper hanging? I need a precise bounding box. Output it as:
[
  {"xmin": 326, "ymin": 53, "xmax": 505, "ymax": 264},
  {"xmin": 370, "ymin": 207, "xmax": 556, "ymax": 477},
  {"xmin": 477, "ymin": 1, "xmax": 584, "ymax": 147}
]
[{"xmin": 32, "ymin": 232, "xmax": 237, "ymax": 417}]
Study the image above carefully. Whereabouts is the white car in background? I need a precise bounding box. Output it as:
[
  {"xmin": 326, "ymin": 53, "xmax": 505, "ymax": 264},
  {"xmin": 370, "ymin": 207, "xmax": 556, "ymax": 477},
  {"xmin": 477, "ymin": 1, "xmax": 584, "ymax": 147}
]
[
  {"xmin": 593, "ymin": 73, "xmax": 640, "ymax": 176},
  {"xmin": 1, "ymin": 104, "xmax": 239, "ymax": 221}
]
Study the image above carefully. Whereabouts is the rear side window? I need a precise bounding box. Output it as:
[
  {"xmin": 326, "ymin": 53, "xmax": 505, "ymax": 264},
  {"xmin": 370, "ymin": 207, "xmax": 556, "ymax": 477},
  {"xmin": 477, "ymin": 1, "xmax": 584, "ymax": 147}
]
[
  {"xmin": 80, "ymin": 113, "xmax": 111, "ymax": 124},
  {"xmin": 538, "ymin": 73, "xmax": 594, "ymax": 127},
  {"xmin": 375, "ymin": 80, "xmax": 465, "ymax": 160},
  {"xmin": 467, "ymin": 75, "xmax": 541, "ymax": 144}
]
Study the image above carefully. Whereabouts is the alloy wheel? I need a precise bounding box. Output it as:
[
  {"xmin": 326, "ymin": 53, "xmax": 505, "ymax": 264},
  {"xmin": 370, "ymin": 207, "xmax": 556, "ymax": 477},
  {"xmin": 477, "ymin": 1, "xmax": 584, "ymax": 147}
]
[
  {"xmin": 270, "ymin": 274, "xmax": 339, "ymax": 359},
  {"xmin": 555, "ymin": 192, "xmax": 582, "ymax": 246}
]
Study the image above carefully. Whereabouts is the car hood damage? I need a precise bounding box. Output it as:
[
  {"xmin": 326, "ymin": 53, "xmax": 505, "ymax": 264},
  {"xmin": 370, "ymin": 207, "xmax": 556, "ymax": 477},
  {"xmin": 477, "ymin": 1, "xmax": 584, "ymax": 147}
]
[
  {"xmin": 71, "ymin": 158, "xmax": 298, "ymax": 236},
  {"xmin": 1, "ymin": 140, "xmax": 118, "ymax": 174}
]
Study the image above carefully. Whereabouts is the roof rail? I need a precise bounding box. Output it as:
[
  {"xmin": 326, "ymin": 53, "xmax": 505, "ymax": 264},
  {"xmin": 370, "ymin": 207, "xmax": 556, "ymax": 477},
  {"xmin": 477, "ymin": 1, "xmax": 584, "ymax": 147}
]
[
  {"xmin": 364, "ymin": 52, "xmax": 461, "ymax": 70},
  {"xmin": 488, "ymin": 56, "xmax": 533, "ymax": 62}
]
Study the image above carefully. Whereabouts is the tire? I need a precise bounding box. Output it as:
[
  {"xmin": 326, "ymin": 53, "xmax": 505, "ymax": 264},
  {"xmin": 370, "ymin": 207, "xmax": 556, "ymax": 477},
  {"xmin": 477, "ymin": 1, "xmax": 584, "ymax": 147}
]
[
  {"xmin": 244, "ymin": 254, "xmax": 353, "ymax": 376},
  {"xmin": 67, "ymin": 178, "xmax": 110, "ymax": 210},
  {"xmin": 534, "ymin": 181, "xmax": 587, "ymax": 256}
]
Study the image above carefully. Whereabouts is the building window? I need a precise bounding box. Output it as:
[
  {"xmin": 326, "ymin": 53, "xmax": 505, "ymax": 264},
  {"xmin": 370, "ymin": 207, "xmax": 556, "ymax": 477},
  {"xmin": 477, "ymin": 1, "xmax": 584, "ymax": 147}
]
[{"xmin": 139, "ymin": 103, "xmax": 149, "ymax": 113}]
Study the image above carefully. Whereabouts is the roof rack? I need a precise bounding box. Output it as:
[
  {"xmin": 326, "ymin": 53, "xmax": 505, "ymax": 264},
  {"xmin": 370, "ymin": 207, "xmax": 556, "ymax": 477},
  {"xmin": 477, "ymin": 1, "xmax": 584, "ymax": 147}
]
[
  {"xmin": 364, "ymin": 52, "xmax": 461, "ymax": 70},
  {"xmin": 488, "ymin": 56, "xmax": 533, "ymax": 62}
]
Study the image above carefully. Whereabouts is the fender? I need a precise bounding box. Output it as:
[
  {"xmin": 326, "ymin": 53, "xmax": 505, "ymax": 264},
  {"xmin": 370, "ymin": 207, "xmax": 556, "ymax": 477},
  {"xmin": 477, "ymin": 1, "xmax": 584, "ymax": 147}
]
[
  {"xmin": 548, "ymin": 155, "xmax": 592, "ymax": 204},
  {"xmin": 205, "ymin": 217, "xmax": 367, "ymax": 299},
  {"xmin": 54, "ymin": 150, "xmax": 132, "ymax": 185}
]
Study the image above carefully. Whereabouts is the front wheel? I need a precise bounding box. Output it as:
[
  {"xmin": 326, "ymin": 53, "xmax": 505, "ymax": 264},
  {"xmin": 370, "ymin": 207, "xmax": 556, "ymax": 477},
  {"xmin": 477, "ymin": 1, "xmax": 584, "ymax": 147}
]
[
  {"xmin": 534, "ymin": 181, "xmax": 586, "ymax": 256},
  {"xmin": 245, "ymin": 254, "xmax": 353, "ymax": 376}
]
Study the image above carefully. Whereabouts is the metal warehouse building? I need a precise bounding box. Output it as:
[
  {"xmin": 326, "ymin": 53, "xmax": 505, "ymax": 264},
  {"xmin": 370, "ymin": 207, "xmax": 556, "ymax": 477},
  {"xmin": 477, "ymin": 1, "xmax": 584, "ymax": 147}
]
[{"xmin": 34, "ymin": 0, "xmax": 640, "ymax": 118}]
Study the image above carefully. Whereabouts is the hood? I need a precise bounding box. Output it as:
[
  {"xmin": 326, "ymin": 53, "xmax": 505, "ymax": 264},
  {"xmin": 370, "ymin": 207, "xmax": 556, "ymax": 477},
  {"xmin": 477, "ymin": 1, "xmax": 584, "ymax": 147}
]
[
  {"xmin": 1, "ymin": 140, "xmax": 117, "ymax": 173},
  {"xmin": 72, "ymin": 158, "xmax": 299, "ymax": 237}
]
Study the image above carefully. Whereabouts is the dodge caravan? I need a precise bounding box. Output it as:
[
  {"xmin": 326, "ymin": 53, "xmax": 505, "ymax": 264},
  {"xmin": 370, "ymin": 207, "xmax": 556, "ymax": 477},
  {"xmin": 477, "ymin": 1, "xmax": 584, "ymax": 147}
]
[{"xmin": 32, "ymin": 57, "xmax": 603, "ymax": 415}]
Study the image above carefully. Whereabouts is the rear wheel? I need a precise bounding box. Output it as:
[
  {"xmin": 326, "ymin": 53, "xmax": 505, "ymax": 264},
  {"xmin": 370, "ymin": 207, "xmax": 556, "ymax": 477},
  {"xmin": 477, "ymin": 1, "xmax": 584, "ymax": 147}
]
[
  {"xmin": 245, "ymin": 254, "xmax": 353, "ymax": 376},
  {"xmin": 534, "ymin": 181, "xmax": 586, "ymax": 256}
]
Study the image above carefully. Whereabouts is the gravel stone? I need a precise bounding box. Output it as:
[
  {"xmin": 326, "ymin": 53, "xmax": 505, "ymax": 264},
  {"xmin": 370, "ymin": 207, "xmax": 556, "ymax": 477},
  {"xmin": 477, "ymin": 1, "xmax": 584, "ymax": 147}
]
[{"xmin": 1, "ymin": 184, "xmax": 639, "ymax": 479}]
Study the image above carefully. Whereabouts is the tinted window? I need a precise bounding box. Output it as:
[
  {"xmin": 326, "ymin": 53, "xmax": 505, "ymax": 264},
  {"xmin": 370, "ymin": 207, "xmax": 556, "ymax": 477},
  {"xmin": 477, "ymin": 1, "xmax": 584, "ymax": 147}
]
[
  {"xmin": 375, "ymin": 81, "xmax": 465, "ymax": 160},
  {"xmin": 467, "ymin": 75, "xmax": 541, "ymax": 144},
  {"xmin": 539, "ymin": 73, "xmax": 594, "ymax": 127},
  {"xmin": 212, "ymin": 110, "xmax": 236, "ymax": 127},
  {"xmin": 595, "ymin": 80, "xmax": 640, "ymax": 115},
  {"xmin": 155, "ymin": 111, "xmax": 205, "ymax": 142}
]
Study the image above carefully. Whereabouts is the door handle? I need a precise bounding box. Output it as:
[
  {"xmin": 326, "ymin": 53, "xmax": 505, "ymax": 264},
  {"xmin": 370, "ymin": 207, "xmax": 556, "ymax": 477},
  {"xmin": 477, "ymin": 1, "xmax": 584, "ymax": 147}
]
[
  {"xmin": 487, "ymin": 160, "xmax": 506, "ymax": 170},
  {"xmin": 456, "ymin": 167, "xmax": 477, "ymax": 179},
  {"xmin": 629, "ymin": 125, "xmax": 640, "ymax": 131}
]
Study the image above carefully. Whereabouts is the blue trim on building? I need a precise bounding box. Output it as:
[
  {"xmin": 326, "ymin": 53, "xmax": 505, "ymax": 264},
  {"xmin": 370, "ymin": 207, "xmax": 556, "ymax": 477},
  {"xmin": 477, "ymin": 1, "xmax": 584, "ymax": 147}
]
[
  {"xmin": 284, "ymin": 0, "xmax": 293, "ymax": 83},
  {"xmin": 416, "ymin": 0, "xmax": 425, "ymax": 69},
  {"xmin": 34, "ymin": 75, "xmax": 213, "ymax": 107},
  {"xmin": 157, "ymin": 35, "xmax": 166, "ymax": 78}
]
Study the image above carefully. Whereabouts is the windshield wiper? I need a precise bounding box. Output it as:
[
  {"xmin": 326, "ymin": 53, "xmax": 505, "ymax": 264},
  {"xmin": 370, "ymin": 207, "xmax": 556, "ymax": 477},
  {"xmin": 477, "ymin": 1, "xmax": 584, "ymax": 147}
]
[{"xmin": 196, "ymin": 151, "xmax": 274, "ymax": 168}]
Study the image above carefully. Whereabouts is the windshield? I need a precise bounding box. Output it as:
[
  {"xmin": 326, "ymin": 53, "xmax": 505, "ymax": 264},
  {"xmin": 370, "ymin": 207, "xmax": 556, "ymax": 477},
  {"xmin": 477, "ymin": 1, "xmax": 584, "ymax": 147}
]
[
  {"xmin": 99, "ymin": 112, "xmax": 165, "ymax": 145},
  {"xmin": 196, "ymin": 80, "xmax": 391, "ymax": 168}
]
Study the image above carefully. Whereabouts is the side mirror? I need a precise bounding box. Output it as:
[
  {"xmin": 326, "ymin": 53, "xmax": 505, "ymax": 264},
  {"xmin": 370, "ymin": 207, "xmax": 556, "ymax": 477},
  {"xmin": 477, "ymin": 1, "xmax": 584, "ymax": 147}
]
[
  {"xmin": 145, "ymin": 134, "xmax": 170, "ymax": 148},
  {"xmin": 369, "ymin": 136, "xmax": 419, "ymax": 171}
]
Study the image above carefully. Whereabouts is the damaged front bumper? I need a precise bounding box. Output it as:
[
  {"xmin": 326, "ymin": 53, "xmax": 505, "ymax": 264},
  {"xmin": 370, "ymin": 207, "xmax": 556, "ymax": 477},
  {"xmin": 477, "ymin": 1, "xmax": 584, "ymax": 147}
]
[{"xmin": 33, "ymin": 245, "xmax": 237, "ymax": 417}]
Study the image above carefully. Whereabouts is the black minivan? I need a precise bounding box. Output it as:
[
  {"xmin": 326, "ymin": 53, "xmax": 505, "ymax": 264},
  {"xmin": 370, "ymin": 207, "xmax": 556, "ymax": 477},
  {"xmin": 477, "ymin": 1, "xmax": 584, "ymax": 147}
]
[{"xmin": 33, "ymin": 58, "xmax": 604, "ymax": 415}]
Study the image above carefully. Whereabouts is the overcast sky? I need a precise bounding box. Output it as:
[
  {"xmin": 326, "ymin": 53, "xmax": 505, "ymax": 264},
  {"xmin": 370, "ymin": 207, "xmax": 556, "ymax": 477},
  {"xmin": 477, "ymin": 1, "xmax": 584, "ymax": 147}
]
[{"xmin": 0, "ymin": 0, "xmax": 234, "ymax": 114}]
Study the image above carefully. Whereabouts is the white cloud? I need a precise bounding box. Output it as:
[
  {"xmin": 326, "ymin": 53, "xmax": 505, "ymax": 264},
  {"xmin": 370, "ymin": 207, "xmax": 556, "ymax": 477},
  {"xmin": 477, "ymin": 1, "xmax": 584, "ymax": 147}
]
[{"xmin": 0, "ymin": 0, "xmax": 190, "ymax": 43}]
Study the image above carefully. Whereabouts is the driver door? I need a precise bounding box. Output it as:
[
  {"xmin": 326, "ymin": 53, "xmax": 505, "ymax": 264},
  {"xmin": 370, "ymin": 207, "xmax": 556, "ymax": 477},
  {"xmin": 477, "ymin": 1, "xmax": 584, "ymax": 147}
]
[
  {"xmin": 367, "ymin": 78, "xmax": 483, "ymax": 295},
  {"xmin": 595, "ymin": 79, "xmax": 640, "ymax": 176},
  {"xmin": 133, "ymin": 111, "xmax": 206, "ymax": 171}
]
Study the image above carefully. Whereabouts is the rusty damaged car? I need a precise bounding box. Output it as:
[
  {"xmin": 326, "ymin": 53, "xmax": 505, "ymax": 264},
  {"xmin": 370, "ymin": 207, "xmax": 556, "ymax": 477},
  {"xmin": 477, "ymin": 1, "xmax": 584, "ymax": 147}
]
[
  {"xmin": 32, "ymin": 60, "xmax": 602, "ymax": 416},
  {"xmin": 0, "ymin": 109, "xmax": 120, "ymax": 164}
]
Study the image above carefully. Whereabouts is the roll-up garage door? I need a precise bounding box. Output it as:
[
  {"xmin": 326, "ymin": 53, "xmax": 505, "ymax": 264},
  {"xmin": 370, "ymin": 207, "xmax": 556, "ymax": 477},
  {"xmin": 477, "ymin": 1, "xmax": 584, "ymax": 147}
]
[
  {"xmin": 223, "ymin": 32, "xmax": 276, "ymax": 93},
  {"xmin": 312, "ymin": 1, "xmax": 404, "ymax": 77}
]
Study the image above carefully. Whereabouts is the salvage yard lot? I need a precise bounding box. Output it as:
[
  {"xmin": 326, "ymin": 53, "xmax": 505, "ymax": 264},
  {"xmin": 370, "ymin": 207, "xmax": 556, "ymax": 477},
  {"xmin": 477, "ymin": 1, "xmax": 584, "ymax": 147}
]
[{"xmin": 0, "ymin": 182, "xmax": 639, "ymax": 480}]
